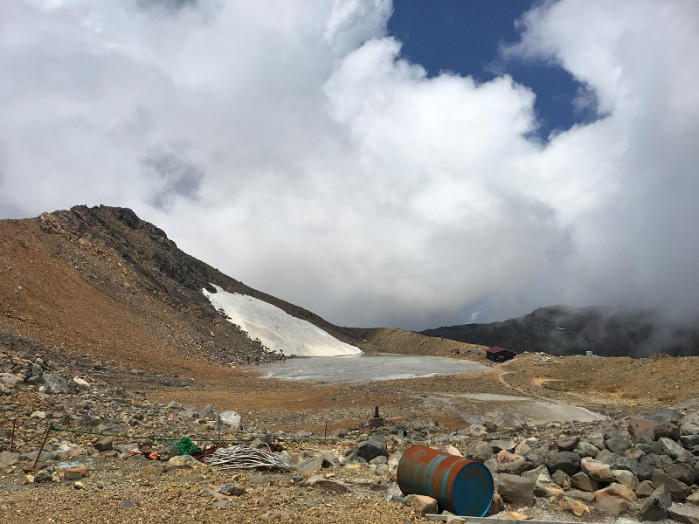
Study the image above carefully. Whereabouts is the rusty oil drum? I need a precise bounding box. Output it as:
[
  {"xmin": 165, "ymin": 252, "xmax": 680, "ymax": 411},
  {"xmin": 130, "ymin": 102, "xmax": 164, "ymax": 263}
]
[{"xmin": 397, "ymin": 445, "xmax": 494, "ymax": 516}]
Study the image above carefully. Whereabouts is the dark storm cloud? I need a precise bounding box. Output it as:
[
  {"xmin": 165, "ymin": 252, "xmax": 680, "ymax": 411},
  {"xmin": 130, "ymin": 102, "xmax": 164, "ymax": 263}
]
[{"xmin": 142, "ymin": 145, "xmax": 204, "ymax": 211}]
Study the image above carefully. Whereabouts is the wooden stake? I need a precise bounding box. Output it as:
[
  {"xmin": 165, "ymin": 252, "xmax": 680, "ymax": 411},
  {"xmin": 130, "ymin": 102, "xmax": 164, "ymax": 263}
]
[
  {"xmin": 31, "ymin": 425, "xmax": 52, "ymax": 471},
  {"xmin": 10, "ymin": 418, "xmax": 16, "ymax": 452}
]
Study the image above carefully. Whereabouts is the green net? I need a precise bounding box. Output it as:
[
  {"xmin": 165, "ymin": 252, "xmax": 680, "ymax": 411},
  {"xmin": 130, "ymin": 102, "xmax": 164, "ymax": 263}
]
[{"xmin": 176, "ymin": 437, "xmax": 201, "ymax": 456}]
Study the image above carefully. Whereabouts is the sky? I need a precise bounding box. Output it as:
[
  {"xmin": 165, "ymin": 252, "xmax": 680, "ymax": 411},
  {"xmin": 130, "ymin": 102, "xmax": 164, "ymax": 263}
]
[{"xmin": 1, "ymin": 0, "xmax": 698, "ymax": 330}]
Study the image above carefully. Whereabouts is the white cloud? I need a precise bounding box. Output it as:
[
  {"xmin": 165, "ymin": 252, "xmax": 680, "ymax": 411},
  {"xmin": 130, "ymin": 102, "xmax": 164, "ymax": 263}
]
[{"xmin": 1, "ymin": 0, "xmax": 698, "ymax": 328}]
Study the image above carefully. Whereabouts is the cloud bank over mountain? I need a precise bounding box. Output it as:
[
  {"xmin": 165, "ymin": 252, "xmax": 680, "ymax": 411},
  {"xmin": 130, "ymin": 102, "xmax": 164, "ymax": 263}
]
[{"xmin": 1, "ymin": 0, "xmax": 697, "ymax": 329}]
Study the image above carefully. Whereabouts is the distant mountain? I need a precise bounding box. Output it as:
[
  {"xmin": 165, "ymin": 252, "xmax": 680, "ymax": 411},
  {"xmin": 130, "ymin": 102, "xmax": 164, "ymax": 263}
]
[{"xmin": 419, "ymin": 306, "xmax": 699, "ymax": 357}]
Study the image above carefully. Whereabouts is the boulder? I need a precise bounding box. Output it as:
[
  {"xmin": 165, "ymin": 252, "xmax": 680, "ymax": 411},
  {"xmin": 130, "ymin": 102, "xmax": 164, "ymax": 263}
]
[
  {"xmin": 93, "ymin": 437, "xmax": 113, "ymax": 452},
  {"xmin": 668, "ymin": 503, "xmax": 699, "ymax": 524},
  {"xmin": 357, "ymin": 437, "xmax": 387, "ymax": 462},
  {"xmin": 556, "ymin": 435, "xmax": 580, "ymax": 451},
  {"xmin": 218, "ymin": 410, "xmax": 242, "ymax": 430},
  {"xmin": 629, "ymin": 416, "xmax": 663, "ymax": 443},
  {"xmin": 581, "ymin": 457, "xmax": 615, "ymax": 483},
  {"xmin": 594, "ymin": 483, "xmax": 637, "ymax": 502},
  {"xmin": 636, "ymin": 480, "xmax": 656, "ymax": 498},
  {"xmin": 405, "ymin": 494, "xmax": 438, "ymax": 516},
  {"xmin": 550, "ymin": 470, "xmax": 569, "ymax": 490},
  {"xmin": 681, "ymin": 412, "xmax": 699, "ymax": 436},
  {"xmin": 468, "ymin": 443, "xmax": 493, "ymax": 463},
  {"xmin": 570, "ymin": 471, "xmax": 599, "ymax": 492},
  {"xmin": 605, "ymin": 436, "xmax": 632, "ymax": 455},
  {"xmin": 546, "ymin": 451, "xmax": 581, "ymax": 476},
  {"xmin": 663, "ymin": 462, "xmax": 696, "ymax": 486},
  {"xmin": 199, "ymin": 404, "xmax": 216, "ymax": 420},
  {"xmin": 498, "ymin": 473, "xmax": 534, "ymax": 507},
  {"xmin": 612, "ymin": 469, "xmax": 638, "ymax": 489},
  {"xmin": 658, "ymin": 436, "xmax": 691, "ymax": 461},
  {"xmin": 652, "ymin": 469, "xmax": 689, "ymax": 501},
  {"xmin": 493, "ymin": 412, "xmax": 527, "ymax": 429},
  {"xmin": 646, "ymin": 408, "xmax": 683, "ymax": 423},
  {"xmin": 640, "ymin": 484, "xmax": 672, "ymax": 521},
  {"xmin": 575, "ymin": 441, "xmax": 599, "ymax": 458},
  {"xmin": 43, "ymin": 373, "xmax": 72, "ymax": 394},
  {"xmin": 654, "ymin": 422, "xmax": 681, "ymax": 441}
]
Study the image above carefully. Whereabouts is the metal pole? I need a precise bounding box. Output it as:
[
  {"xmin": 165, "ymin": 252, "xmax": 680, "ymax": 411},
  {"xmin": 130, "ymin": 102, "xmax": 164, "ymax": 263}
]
[
  {"xmin": 10, "ymin": 418, "xmax": 16, "ymax": 452},
  {"xmin": 32, "ymin": 425, "xmax": 52, "ymax": 471},
  {"xmin": 324, "ymin": 421, "xmax": 328, "ymax": 440}
]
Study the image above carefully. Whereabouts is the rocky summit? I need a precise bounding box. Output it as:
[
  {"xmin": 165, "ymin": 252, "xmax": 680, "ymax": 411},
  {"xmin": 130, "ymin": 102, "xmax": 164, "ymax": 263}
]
[{"xmin": 1, "ymin": 205, "xmax": 699, "ymax": 522}]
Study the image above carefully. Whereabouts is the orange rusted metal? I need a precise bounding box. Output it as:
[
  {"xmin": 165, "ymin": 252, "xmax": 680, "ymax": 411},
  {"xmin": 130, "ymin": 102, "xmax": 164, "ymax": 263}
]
[{"xmin": 397, "ymin": 445, "xmax": 493, "ymax": 516}]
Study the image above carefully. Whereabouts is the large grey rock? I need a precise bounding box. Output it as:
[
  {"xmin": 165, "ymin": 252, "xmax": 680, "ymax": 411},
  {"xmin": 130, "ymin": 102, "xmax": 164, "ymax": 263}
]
[
  {"xmin": 668, "ymin": 503, "xmax": 699, "ymax": 524},
  {"xmin": 575, "ymin": 441, "xmax": 599, "ymax": 459},
  {"xmin": 93, "ymin": 437, "xmax": 113, "ymax": 452},
  {"xmin": 498, "ymin": 473, "xmax": 534, "ymax": 506},
  {"xmin": 570, "ymin": 471, "xmax": 599, "ymax": 492},
  {"xmin": 652, "ymin": 469, "xmax": 689, "ymax": 501},
  {"xmin": 654, "ymin": 422, "xmax": 681, "ymax": 441},
  {"xmin": 295, "ymin": 456, "xmax": 324, "ymax": 475},
  {"xmin": 43, "ymin": 373, "xmax": 73, "ymax": 394},
  {"xmin": 629, "ymin": 416, "xmax": 663, "ymax": 443},
  {"xmin": 199, "ymin": 404, "xmax": 216, "ymax": 420},
  {"xmin": 521, "ymin": 465, "xmax": 549, "ymax": 485},
  {"xmin": 664, "ymin": 462, "xmax": 696, "ymax": 486},
  {"xmin": 357, "ymin": 437, "xmax": 387, "ymax": 462},
  {"xmin": 497, "ymin": 459, "xmax": 533, "ymax": 475},
  {"xmin": 605, "ymin": 436, "xmax": 632, "ymax": 455},
  {"xmin": 493, "ymin": 412, "xmax": 527, "ymax": 429},
  {"xmin": 639, "ymin": 485, "xmax": 671, "ymax": 521},
  {"xmin": 681, "ymin": 412, "xmax": 699, "ymax": 436},
  {"xmin": 556, "ymin": 435, "xmax": 580, "ymax": 451},
  {"xmin": 468, "ymin": 443, "xmax": 493, "ymax": 463},
  {"xmin": 647, "ymin": 408, "xmax": 683, "ymax": 423},
  {"xmin": 219, "ymin": 410, "xmax": 242, "ymax": 430},
  {"xmin": 20, "ymin": 450, "xmax": 56, "ymax": 462},
  {"xmin": 0, "ymin": 451, "xmax": 20, "ymax": 467},
  {"xmin": 612, "ymin": 469, "xmax": 638, "ymax": 489},
  {"xmin": 658, "ymin": 437, "xmax": 691, "ymax": 460},
  {"xmin": 552, "ymin": 470, "xmax": 571, "ymax": 489},
  {"xmin": 546, "ymin": 451, "xmax": 581, "ymax": 476},
  {"xmin": 636, "ymin": 480, "xmax": 656, "ymax": 498}
]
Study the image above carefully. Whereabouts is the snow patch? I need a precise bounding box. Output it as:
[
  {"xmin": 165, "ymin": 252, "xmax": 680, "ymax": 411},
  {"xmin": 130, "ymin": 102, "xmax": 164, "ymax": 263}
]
[{"xmin": 203, "ymin": 285, "xmax": 362, "ymax": 357}]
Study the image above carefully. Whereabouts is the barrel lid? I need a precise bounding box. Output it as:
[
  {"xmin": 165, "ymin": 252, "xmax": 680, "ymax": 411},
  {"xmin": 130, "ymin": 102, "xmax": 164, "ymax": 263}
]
[{"xmin": 451, "ymin": 461, "xmax": 494, "ymax": 517}]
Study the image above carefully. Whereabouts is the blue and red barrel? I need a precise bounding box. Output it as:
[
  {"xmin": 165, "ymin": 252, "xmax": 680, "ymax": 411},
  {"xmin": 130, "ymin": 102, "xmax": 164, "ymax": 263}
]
[{"xmin": 397, "ymin": 445, "xmax": 494, "ymax": 516}]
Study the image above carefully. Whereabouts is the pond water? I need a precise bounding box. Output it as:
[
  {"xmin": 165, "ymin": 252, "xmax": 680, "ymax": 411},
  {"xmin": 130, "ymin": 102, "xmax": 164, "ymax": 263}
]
[{"xmin": 253, "ymin": 354, "xmax": 490, "ymax": 384}]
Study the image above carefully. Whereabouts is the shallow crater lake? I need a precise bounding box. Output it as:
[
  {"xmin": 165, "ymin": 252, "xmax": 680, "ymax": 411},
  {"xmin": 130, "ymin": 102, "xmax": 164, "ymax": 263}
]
[{"xmin": 253, "ymin": 354, "xmax": 490, "ymax": 384}]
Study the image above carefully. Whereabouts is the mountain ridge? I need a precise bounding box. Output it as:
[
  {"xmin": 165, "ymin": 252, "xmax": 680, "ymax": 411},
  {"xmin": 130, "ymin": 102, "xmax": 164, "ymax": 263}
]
[
  {"xmin": 0, "ymin": 205, "xmax": 484, "ymax": 376},
  {"xmin": 420, "ymin": 304, "xmax": 699, "ymax": 357}
]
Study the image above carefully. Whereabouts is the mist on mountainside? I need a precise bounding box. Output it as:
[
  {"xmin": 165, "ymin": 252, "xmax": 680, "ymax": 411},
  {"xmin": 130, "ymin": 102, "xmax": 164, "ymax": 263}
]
[{"xmin": 420, "ymin": 305, "xmax": 699, "ymax": 357}]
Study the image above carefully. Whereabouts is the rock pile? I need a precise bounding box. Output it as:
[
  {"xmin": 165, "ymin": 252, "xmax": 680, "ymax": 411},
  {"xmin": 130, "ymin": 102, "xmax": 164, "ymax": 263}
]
[{"xmin": 2, "ymin": 343, "xmax": 699, "ymax": 522}]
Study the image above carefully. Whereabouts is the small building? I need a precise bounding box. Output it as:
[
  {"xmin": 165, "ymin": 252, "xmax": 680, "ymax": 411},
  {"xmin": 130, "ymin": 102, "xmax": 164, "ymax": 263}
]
[{"xmin": 486, "ymin": 346, "xmax": 517, "ymax": 363}]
